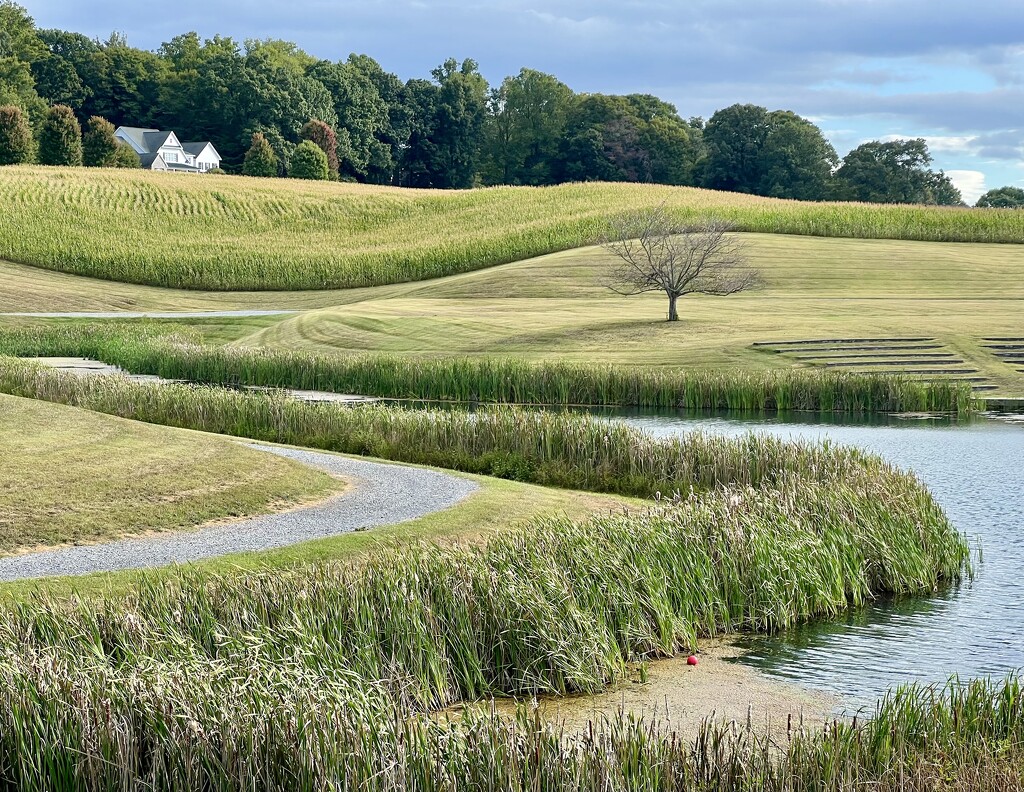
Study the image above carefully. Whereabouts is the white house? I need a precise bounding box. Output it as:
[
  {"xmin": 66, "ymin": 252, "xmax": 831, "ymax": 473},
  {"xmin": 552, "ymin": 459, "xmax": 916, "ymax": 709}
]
[{"xmin": 114, "ymin": 127, "xmax": 222, "ymax": 173}]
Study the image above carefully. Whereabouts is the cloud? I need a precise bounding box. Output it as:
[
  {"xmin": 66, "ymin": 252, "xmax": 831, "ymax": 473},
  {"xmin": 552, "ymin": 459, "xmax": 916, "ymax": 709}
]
[
  {"xmin": 946, "ymin": 170, "xmax": 987, "ymax": 204},
  {"xmin": 24, "ymin": 0, "xmax": 1024, "ymax": 187}
]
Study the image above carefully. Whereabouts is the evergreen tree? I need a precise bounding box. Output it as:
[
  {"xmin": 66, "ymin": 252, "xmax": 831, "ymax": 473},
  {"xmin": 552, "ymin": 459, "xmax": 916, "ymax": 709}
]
[
  {"xmin": 82, "ymin": 115, "xmax": 117, "ymax": 166},
  {"xmin": 242, "ymin": 131, "xmax": 278, "ymax": 177},
  {"xmin": 0, "ymin": 104, "xmax": 34, "ymax": 164},
  {"xmin": 298, "ymin": 119, "xmax": 339, "ymax": 179},
  {"xmin": 289, "ymin": 139, "xmax": 329, "ymax": 180},
  {"xmin": 37, "ymin": 103, "xmax": 82, "ymax": 165}
]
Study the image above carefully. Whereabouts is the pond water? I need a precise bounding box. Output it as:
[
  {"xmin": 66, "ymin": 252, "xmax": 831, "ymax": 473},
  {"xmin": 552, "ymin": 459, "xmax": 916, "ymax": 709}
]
[{"xmin": 617, "ymin": 410, "xmax": 1024, "ymax": 713}]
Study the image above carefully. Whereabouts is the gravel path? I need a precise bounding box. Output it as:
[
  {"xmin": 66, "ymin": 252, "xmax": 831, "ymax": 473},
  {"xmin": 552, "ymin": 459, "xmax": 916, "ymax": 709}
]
[
  {"xmin": 1, "ymin": 310, "xmax": 297, "ymax": 318},
  {"xmin": 0, "ymin": 445, "xmax": 478, "ymax": 582}
]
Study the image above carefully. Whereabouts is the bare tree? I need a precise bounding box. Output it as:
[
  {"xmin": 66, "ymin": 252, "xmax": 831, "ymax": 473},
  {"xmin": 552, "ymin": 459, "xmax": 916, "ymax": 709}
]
[{"xmin": 601, "ymin": 206, "xmax": 761, "ymax": 322}]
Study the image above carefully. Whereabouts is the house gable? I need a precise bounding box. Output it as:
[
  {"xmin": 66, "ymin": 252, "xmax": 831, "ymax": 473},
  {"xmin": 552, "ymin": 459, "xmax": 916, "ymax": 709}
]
[{"xmin": 115, "ymin": 126, "xmax": 221, "ymax": 173}]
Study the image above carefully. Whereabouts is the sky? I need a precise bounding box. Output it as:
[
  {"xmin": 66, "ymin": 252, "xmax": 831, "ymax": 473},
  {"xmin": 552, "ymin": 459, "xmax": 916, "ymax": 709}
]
[{"xmin": 24, "ymin": 0, "xmax": 1024, "ymax": 203}]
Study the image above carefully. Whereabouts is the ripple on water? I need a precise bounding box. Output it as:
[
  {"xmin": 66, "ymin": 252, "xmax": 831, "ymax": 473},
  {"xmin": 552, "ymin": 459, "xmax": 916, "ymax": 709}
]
[{"xmin": 619, "ymin": 412, "xmax": 1024, "ymax": 712}]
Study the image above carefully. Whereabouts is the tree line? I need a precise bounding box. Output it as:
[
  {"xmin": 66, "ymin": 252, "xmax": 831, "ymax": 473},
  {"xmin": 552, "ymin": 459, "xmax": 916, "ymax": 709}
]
[{"xmin": 1, "ymin": 1, "xmax": 1019, "ymax": 206}]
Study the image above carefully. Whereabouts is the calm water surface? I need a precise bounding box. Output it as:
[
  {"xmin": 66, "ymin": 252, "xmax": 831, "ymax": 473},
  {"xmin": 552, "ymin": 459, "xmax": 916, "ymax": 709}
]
[{"xmin": 618, "ymin": 411, "xmax": 1024, "ymax": 712}]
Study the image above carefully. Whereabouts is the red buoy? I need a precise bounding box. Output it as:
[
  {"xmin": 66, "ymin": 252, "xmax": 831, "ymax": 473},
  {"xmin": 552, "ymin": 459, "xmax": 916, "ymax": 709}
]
[{"xmin": 686, "ymin": 654, "xmax": 699, "ymax": 666}]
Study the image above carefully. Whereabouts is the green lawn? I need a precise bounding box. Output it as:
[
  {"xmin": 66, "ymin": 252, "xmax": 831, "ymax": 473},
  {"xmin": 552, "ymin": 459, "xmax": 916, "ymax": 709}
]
[
  {"xmin": 3, "ymin": 231, "xmax": 1022, "ymax": 394},
  {"xmin": 239, "ymin": 234, "xmax": 1024, "ymax": 395},
  {"xmin": 0, "ymin": 393, "xmax": 340, "ymax": 554},
  {"xmin": 1, "ymin": 442, "xmax": 630, "ymax": 600}
]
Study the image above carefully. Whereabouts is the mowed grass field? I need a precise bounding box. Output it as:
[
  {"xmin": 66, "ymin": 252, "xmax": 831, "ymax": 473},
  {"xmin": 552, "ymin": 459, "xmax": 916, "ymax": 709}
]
[
  {"xmin": 237, "ymin": 234, "xmax": 1024, "ymax": 395},
  {"xmin": 1, "ymin": 166, "xmax": 1023, "ymax": 290},
  {"xmin": 3, "ymin": 231, "xmax": 1022, "ymax": 393},
  {"xmin": 0, "ymin": 393, "xmax": 340, "ymax": 554}
]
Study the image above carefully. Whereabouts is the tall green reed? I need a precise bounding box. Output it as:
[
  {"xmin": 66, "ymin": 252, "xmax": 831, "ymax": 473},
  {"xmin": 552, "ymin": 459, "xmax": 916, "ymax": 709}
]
[
  {"xmin": 0, "ymin": 355, "xmax": 935, "ymax": 498},
  {"xmin": 0, "ymin": 323, "xmax": 977, "ymax": 413},
  {"xmin": 0, "ymin": 651, "xmax": 1017, "ymax": 791},
  {"xmin": 1, "ymin": 483, "xmax": 968, "ymax": 708}
]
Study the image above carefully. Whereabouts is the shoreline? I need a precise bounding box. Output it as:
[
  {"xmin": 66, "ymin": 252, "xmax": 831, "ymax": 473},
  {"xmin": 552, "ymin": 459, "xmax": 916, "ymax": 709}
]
[{"xmin": 444, "ymin": 639, "xmax": 840, "ymax": 743}]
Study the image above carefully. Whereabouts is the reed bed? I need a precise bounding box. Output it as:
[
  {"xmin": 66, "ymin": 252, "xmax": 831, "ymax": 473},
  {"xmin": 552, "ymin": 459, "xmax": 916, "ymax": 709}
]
[
  {"xmin": 0, "ymin": 479, "xmax": 967, "ymax": 706},
  {"xmin": 0, "ymin": 655, "xmax": 1019, "ymax": 792},
  {"xmin": 0, "ymin": 323, "xmax": 977, "ymax": 413},
  {"xmin": 0, "ymin": 356, "xmax": 934, "ymax": 496},
  {"xmin": 1, "ymin": 167, "xmax": 1022, "ymax": 290},
  {"xmin": 0, "ymin": 473, "xmax": 974, "ymax": 789}
]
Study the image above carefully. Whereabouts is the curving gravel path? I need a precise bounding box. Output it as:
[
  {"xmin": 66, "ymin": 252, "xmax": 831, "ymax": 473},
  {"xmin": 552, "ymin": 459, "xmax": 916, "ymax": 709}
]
[
  {"xmin": 1, "ymin": 310, "xmax": 297, "ymax": 318},
  {"xmin": 0, "ymin": 445, "xmax": 478, "ymax": 582}
]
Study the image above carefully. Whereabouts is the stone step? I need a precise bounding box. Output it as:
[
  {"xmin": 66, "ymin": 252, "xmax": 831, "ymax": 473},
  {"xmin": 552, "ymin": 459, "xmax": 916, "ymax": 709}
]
[
  {"xmin": 823, "ymin": 359, "xmax": 966, "ymax": 367},
  {"xmin": 793, "ymin": 352, "xmax": 956, "ymax": 360},
  {"xmin": 752, "ymin": 337, "xmax": 934, "ymax": 347}
]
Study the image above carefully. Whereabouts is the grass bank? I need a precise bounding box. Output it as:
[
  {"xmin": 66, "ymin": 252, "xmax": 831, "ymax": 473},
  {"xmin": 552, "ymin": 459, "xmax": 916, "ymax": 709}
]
[
  {"xmin": 0, "ymin": 358, "xmax": 947, "ymax": 497},
  {"xmin": 0, "ymin": 324, "xmax": 976, "ymax": 412},
  {"xmin": 0, "ymin": 392, "xmax": 338, "ymax": 554},
  {"xmin": 1, "ymin": 167, "xmax": 1022, "ymax": 290}
]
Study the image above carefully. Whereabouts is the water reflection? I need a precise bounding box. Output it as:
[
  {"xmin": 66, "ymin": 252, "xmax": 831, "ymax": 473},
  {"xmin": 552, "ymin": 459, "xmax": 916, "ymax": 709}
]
[{"xmin": 615, "ymin": 410, "xmax": 1024, "ymax": 711}]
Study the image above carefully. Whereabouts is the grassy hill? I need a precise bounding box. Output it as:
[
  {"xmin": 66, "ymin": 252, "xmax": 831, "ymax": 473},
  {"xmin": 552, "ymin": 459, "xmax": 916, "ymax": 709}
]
[
  {"xmin": 1, "ymin": 166, "xmax": 1023, "ymax": 291},
  {"xmin": 2, "ymin": 231, "xmax": 1022, "ymax": 394},
  {"xmin": 240, "ymin": 234, "xmax": 1024, "ymax": 395}
]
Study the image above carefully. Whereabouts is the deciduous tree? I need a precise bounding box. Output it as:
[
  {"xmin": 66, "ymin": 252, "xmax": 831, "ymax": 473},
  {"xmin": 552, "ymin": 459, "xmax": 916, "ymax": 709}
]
[
  {"xmin": 0, "ymin": 103, "xmax": 33, "ymax": 164},
  {"xmin": 82, "ymin": 114, "xmax": 118, "ymax": 166},
  {"xmin": 602, "ymin": 205, "xmax": 761, "ymax": 322},
  {"xmin": 832, "ymin": 138, "xmax": 956, "ymax": 204},
  {"xmin": 289, "ymin": 139, "xmax": 328, "ymax": 180},
  {"xmin": 976, "ymin": 186, "xmax": 1024, "ymax": 208},
  {"xmin": 299, "ymin": 118, "xmax": 339, "ymax": 179},
  {"xmin": 37, "ymin": 103, "xmax": 81, "ymax": 165},
  {"xmin": 701, "ymin": 104, "xmax": 771, "ymax": 193},
  {"xmin": 110, "ymin": 141, "xmax": 139, "ymax": 167}
]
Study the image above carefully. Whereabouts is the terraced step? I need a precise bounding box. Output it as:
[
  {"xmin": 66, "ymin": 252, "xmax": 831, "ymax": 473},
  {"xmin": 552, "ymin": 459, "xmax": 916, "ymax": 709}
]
[
  {"xmin": 752, "ymin": 337, "xmax": 998, "ymax": 393},
  {"xmin": 791, "ymin": 352, "xmax": 956, "ymax": 360},
  {"xmin": 752, "ymin": 337, "xmax": 934, "ymax": 347},
  {"xmin": 842, "ymin": 368, "xmax": 979, "ymax": 375},
  {"xmin": 779, "ymin": 344, "xmax": 943, "ymax": 354},
  {"xmin": 824, "ymin": 359, "xmax": 966, "ymax": 367}
]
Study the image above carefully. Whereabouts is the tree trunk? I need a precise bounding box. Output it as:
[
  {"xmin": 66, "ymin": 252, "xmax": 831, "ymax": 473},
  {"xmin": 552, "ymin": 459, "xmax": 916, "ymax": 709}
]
[{"xmin": 667, "ymin": 293, "xmax": 679, "ymax": 322}]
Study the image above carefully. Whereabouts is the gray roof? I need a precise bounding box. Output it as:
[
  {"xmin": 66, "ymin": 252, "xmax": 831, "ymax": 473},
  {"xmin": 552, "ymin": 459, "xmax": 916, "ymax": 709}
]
[
  {"xmin": 116, "ymin": 126, "xmax": 157, "ymax": 151},
  {"xmin": 138, "ymin": 152, "xmax": 166, "ymax": 169},
  {"xmin": 183, "ymin": 141, "xmax": 222, "ymax": 161},
  {"xmin": 117, "ymin": 126, "xmax": 220, "ymax": 164},
  {"xmin": 142, "ymin": 130, "xmax": 176, "ymax": 152}
]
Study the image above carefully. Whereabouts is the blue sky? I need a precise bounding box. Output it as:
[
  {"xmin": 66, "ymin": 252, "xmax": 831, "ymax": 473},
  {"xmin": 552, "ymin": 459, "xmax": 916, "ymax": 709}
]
[{"xmin": 25, "ymin": 0, "xmax": 1024, "ymax": 202}]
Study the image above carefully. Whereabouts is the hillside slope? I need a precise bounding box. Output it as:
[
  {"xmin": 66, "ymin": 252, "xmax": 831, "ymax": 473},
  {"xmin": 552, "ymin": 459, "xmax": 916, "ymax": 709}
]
[{"xmin": 1, "ymin": 166, "xmax": 1022, "ymax": 291}]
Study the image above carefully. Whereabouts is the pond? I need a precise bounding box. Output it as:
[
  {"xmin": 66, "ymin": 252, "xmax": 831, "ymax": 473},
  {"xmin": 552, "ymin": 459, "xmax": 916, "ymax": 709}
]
[{"xmin": 618, "ymin": 410, "xmax": 1024, "ymax": 713}]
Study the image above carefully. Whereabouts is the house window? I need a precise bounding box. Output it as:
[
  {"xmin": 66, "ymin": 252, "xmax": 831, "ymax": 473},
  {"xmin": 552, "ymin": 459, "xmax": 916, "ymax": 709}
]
[{"xmin": 165, "ymin": 152, "xmax": 178, "ymax": 163}]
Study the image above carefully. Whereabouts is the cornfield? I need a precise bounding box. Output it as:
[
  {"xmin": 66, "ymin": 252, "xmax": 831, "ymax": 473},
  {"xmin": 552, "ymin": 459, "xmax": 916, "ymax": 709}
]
[{"xmin": 1, "ymin": 166, "xmax": 1021, "ymax": 290}]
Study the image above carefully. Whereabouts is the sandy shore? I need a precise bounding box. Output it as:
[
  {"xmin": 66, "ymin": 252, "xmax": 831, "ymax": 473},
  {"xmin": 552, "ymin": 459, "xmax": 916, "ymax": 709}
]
[{"xmin": 446, "ymin": 640, "xmax": 839, "ymax": 743}]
